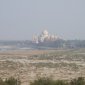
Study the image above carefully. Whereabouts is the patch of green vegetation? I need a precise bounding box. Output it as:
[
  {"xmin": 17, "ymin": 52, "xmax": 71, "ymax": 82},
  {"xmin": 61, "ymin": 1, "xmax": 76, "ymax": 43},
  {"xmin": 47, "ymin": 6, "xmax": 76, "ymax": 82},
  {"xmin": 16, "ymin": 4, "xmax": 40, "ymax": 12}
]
[
  {"xmin": 0, "ymin": 76, "xmax": 85, "ymax": 85},
  {"xmin": 30, "ymin": 77, "xmax": 85, "ymax": 85},
  {"xmin": 30, "ymin": 77, "xmax": 68, "ymax": 85},
  {"xmin": 0, "ymin": 77, "xmax": 21, "ymax": 85}
]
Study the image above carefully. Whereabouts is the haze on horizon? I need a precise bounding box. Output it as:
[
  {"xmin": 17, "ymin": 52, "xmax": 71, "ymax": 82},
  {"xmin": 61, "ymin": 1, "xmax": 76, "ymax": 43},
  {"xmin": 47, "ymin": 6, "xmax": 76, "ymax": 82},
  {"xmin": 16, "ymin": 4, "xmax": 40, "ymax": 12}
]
[{"xmin": 0, "ymin": 0, "xmax": 85, "ymax": 40}]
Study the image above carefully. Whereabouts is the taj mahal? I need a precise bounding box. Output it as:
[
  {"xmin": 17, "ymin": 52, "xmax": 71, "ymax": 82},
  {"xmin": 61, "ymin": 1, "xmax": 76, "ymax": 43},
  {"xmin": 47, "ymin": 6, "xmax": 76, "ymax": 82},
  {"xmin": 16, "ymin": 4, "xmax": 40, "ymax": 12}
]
[{"xmin": 32, "ymin": 30, "xmax": 62, "ymax": 44}]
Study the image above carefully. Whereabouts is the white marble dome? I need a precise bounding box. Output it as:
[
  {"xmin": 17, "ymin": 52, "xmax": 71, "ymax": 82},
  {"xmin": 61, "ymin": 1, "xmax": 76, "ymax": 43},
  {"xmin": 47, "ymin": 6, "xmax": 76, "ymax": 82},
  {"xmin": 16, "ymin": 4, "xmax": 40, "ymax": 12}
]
[{"xmin": 42, "ymin": 30, "xmax": 49, "ymax": 35}]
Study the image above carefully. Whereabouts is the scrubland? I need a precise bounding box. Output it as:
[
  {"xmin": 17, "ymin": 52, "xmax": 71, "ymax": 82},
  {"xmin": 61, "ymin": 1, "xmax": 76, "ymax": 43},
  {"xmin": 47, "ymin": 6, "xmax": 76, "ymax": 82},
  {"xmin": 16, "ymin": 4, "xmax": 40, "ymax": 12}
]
[{"xmin": 0, "ymin": 49, "xmax": 85, "ymax": 85}]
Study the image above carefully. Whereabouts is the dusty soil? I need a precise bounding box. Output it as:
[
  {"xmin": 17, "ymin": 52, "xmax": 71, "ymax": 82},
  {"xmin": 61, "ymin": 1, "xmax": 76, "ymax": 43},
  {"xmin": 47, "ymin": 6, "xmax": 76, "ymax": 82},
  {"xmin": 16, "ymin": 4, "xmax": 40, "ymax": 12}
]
[{"xmin": 0, "ymin": 49, "xmax": 85, "ymax": 85}]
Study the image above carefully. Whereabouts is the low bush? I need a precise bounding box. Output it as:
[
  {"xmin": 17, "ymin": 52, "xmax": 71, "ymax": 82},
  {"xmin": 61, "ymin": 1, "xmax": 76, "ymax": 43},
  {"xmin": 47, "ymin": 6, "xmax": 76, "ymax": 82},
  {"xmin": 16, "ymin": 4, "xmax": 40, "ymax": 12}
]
[
  {"xmin": 30, "ymin": 77, "xmax": 68, "ymax": 85},
  {"xmin": 0, "ymin": 77, "xmax": 21, "ymax": 85},
  {"xmin": 70, "ymin": 77, "xmax": 85, "ymax": 85},
  {"xmin": 30, "ymin": 77, "xmax": 85, "ymax": 85},
  {"xmin": 0, "ymin": 77, "xmax": 85, "ymax": 85}
]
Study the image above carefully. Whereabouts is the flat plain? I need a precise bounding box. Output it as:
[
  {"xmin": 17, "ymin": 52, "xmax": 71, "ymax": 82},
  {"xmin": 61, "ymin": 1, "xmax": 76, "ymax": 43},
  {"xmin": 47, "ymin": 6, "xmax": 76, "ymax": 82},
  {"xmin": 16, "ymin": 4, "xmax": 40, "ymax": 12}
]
[{"xmin": 0, "ymin": 49, "xmax": 85, "ymax": 85}]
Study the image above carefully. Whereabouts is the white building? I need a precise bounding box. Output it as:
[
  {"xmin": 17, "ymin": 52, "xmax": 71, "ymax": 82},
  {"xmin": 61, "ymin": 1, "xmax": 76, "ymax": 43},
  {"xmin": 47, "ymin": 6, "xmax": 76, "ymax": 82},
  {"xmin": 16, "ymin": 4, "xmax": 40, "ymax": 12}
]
[{"xmin": 32, "ymin": 30, "xmax": 62, "ymax": 43}]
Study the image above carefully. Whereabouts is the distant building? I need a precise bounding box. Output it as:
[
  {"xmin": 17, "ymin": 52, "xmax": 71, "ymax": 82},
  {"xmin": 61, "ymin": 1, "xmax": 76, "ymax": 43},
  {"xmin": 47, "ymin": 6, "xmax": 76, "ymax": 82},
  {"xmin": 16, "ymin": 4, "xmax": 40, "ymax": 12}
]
[{"xmin": 32, "ymin": 30, "xmax": 62, "ymax": 44}]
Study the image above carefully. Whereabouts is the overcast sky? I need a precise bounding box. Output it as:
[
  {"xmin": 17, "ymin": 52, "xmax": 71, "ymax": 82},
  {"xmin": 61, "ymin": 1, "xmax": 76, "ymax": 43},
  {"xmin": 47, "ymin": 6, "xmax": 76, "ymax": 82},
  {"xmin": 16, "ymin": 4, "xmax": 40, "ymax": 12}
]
[{"xmin": 0, "ymin": 0, "xmax": 85, "ymax": 40}]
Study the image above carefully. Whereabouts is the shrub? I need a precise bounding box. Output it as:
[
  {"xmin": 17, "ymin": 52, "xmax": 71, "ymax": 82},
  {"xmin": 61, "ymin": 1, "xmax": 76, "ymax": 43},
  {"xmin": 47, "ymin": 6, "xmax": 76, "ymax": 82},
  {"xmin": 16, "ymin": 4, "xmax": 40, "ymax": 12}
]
[
  {"xmin": 70, "ymin": 77, "xmax": 85, "ymax": 85},
  {"xmin": 0, "ymin": 78, "xmax": 5, "ymax": 85},
  {"xmin": 0, "ymin": 77, "xmax": 21, "ymax": 85},
  {"xmin": 30, "ymin": 77, "xmax": 68, "ymax": 85}
]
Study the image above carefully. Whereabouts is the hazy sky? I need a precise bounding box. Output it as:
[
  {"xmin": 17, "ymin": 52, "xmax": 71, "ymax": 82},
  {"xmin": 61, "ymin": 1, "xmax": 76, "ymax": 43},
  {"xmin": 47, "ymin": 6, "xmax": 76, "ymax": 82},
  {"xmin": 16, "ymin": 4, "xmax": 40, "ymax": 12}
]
[{"xmin": 0, "ymin": 0, "xmax": 85, "ymax": 40}]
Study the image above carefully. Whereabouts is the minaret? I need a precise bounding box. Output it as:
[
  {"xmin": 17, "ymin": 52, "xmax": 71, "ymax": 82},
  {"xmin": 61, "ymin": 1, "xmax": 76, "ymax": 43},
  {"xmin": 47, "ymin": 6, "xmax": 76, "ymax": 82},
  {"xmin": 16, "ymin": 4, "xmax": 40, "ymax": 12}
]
[{"xmin": 32, "ymin": 35, "xmax": 39, "ymax": 44}]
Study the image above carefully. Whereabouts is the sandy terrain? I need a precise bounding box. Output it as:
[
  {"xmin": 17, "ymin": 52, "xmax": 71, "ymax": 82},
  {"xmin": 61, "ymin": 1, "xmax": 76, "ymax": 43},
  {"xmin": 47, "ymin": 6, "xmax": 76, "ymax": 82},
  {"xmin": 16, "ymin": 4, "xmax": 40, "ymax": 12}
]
[{"xmin": 0, "ymin": 49, "xmax": 85, "ymax": 85}]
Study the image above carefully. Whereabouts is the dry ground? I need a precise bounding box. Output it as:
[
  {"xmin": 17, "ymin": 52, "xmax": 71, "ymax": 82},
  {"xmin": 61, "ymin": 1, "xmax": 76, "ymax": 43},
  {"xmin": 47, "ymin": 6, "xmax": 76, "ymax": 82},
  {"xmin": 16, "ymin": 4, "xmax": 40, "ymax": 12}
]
[{"xmin": 0, "ymin": 49, "xmax": 85, "ymax": 85}]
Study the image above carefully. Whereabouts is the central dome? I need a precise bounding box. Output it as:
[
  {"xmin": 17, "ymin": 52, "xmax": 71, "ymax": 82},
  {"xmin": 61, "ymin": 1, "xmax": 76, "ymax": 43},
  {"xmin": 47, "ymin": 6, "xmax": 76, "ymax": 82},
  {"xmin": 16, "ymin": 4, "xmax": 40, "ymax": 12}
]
[{"xmin": 42, "ymin": 30, "xmax": 49, "ymax": 35}]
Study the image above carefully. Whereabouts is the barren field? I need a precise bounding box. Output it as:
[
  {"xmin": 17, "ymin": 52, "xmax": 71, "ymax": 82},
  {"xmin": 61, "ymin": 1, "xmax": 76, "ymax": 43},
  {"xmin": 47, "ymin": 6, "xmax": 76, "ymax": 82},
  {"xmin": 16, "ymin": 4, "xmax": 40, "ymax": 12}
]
[{"xmin": 0, "ymin": 49, "xmax": 85, "ymax": 85}]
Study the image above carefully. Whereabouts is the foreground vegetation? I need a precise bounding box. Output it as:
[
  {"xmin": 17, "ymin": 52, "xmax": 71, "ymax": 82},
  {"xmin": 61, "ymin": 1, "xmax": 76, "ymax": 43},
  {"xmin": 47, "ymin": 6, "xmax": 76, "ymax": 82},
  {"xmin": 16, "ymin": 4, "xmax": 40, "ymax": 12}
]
[
  {"xmin": 31, "ymin": 77, "xmax": 85, "ymax": 85},
  {"xmin": 0, "ymin": 77, "xmax": 85, "ymax": 85},
  {"xmin": 0, "ymin": 77, "xmax": 21, "ymax": 85}
]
